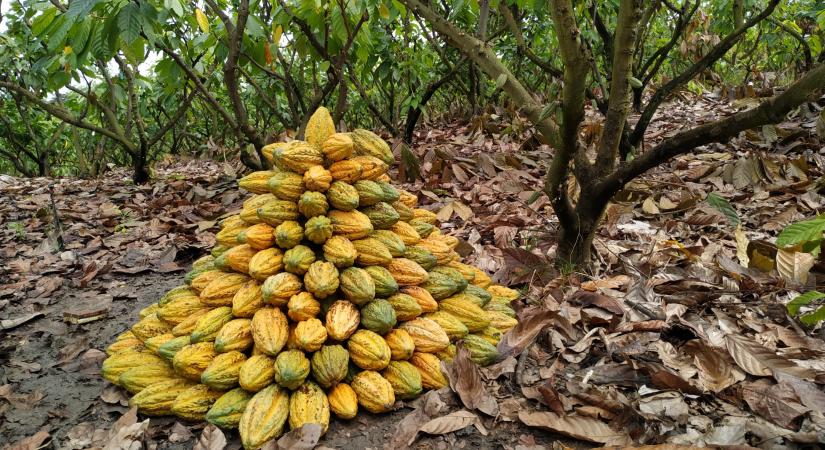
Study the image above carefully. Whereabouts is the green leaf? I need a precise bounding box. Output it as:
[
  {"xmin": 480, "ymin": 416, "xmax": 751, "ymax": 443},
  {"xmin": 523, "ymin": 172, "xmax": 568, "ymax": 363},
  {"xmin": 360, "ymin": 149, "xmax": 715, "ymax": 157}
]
[
  {"xmin": 537, "ymin": 101, "xmax": 557, "ymax": 123},
  {"xmin": 118, "ymin": 3, "xmax": 143, "ymax": 45},
  {"xmin": 800, "ymin": 305, "xmax": 825, "ymax": 326},
  {"xmin": 378, "ymin": 3, "xmax": 390, "ymax": 19},
  {"xmin": 66, "ymin": 0, "xmax": 99, "ymax": 21},
  {"xmin": 777, "ymin": 216, "xmax": 825, "ymax": 248},
  {"xmin": 31, "ymin": 7, "xmax": 58, "ymax": 37},
  {"xmin": 705, "ymin": 192, "xmax": 740, "ymax": 226},
  {"xmin": 787, "ymin": 290, "xmax": 825, "ymax": 316},
  {"xmin": 123, "ymin": 37, "xmax": 145, "ymax": 64}
]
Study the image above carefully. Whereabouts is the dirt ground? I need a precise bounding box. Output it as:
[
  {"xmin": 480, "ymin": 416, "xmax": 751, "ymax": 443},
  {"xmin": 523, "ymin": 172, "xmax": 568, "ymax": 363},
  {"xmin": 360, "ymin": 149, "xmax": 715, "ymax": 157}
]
[{"xmin": 0, "ymin": 266, "xmax": 577, "ymax": 449}]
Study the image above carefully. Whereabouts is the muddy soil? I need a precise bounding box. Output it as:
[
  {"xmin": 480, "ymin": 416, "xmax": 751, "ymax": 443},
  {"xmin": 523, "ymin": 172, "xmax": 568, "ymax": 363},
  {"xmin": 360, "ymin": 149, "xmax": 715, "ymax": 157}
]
[{"xmin": 0, "ymin": 266, "xmax": 574, "ymax": 449}]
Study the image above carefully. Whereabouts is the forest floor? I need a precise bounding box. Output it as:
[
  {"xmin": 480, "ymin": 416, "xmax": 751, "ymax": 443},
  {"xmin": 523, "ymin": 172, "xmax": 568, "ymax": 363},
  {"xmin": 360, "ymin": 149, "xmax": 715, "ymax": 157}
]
[{"xmin": 1, "ymin": 93, "xmax": 825, "ymax": 450}]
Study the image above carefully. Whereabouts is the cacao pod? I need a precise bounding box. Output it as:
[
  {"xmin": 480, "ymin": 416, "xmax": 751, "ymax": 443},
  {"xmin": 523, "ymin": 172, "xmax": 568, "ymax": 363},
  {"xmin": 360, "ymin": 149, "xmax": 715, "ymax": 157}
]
[
  {"xmin": 352, "ymin": 238, "xmax": 393, "ymax": 266},
  {"xmin": 303, "ymin": 165, "xmax": 332, "ymax": 192},
  {"xmin": 287, "ymin": 292, "xmax": 321, "ymax": 321},
  {"xmin": 288, "ymin": 381, "xmax": 331, "ymax": 433},
  {"xmin": 305, "ymin": 107, "xmax": 336, "ymax": 149},
  {"xmin": 251, "ymin": 307, "xmax": 289, "ymax": 355},
  {"xmin": 190, "ymin": 307, "xmax": 233, "ymax": 343},
  {"xmin": 274, "ymin": 220, "xmax": 304, "ymax": 249},
  {"xmin": 350, "ymin": 129, "xmax": 394, "ymax": 164},
  {"xmin": 232, "ymin": 280, "xmax": 265, "ymax": 318},
  {"xmin": 274, "ymin": 141, "xmax": 324, "ymax": 173},
  {"xmin": 298, "ymin": 191, "xmax": 329, "ymax": 218},
  {"xmin": 382, "ymin": 360, "xmax": 422, "ymax": 400},
  {"xmin": 201, "ymin": 350, "xmax": 246, "ymax": 390},
  {"xmin": 326, "ymin": 181, "xmax": 360, "ymax": 211},
  {"xmin": 424, "ymin": 311, "xmax": 469, "ymax": 341},
  {"xmin": 388, "ymin": 221, "xmax": 421, "ymax": 246},
  {"xmin": 238, "ymin": 384, "xmax": 290, "ymax": 449},
  {"xmin": 214, "ymin": 242, "xmax": 256, "ymax": 274},
  {"xmin": 325, "ymin": 300, "xmax": 360, "ymax": 341},
  {"xmin": 311, "ymin": 344, "xmax": 349, "ymax": 388},
  {"xmin": 200, "ymin": 273, "xmax": 250, "ymax": 307},
  {"xmin": 206, "ymin": 387, "xmax": 253, "ymax": 429},
  {"xmin": 261, "ymin": 272, "xmax": 302, "ymax": 306},
  {"xmin": 387, "ymin": 293, "xmax": 423, "ymax": 321},
  {"xmin": 409, "ymin": 352, "xmax": 448, "ymax": 389},
  {"xmin": 365, "ymin": 265, "xmax": 398, "ymax": 298},
  {"xmin": 350, "ymin": 155, "xmax": 387, "ymax": 180},
  {"xmin": 119, "ymin": 363, "xmax": 177, "ymax": 394},
  {"xmin": 462, "ymin": 334, "xmax": 499, "ymax": 366},
  {"xmin": 400, "ymin": 286, "xmax": 438, "ymax": 313},
  {"xmin": 323, "ymin": 235, "xmax": 357, "ymax": 268},
  {"xmin": 339, "ymin": 267, "xmax": 376, "ymax": 305},
  {"xmin": 173, "ymin": 342, "xmax": 218, "ymax": 381},
  {"xmin": 239, "ymin": 170, "xmax": 278, "ymax": 194},
  {"xmin": 131, "ymin": 314, "xmax": 172, "ymax": 342},
  {"xmin": 351, "ymin": 370, "xmax": 395, "ymax": 413},
  {"xmin": 328, "ymin": 209, "xmax": 373, "ymax": 240},
  {"xmin": 214, "ymin": 318, "xmax": 253, "ymax": 353},
  {"xmin": 387, "ymin": 258, "xmax": 428, "ymax": 286},
  {"xmin": 399, "ymin": 318, "xmax": 450, "ymax": 353},
  {"xmin": 347, "ymin": 329, "xmax": 391, "ymax": 370},
  {"xmin": 129, "ymin": 379, "xmax": 194, "ymax": 416},
  {"xmin": 283, "ymin": 245, "xmax": 316, "ymax": 275},
  {"xmin": 171, "ymin": 383, "xmax": 224, "ymax": 421},
  {"xmin": 238, "ymin": 354, "xmax": 276, "ymax": 392},
  {"xmin": 322, "ymin": 133, "xmax": 354, "ymax": 162},
  {"xmin": 158, "ymin": 336, "xmax": 192, "ymax": 362},
  {"xmin": 360, "ymin": 299, "xmax": 397, "ymax": 335},
  {"xmin": 257, "ymin": 199, "xmax": 299, "ymax": 226},
  {"xmin": 237, "ymin": 223, "xmax": 276, "ymax": 250},
  {"xmin": 327, "ymin": 383, "xmax": 358, "ymax": 419},
  {"xmin": 329, "ymin": 159, "xmax": 363, "ymax": 183},
  {"xmin": 384, "ymin": 328, "xmax": 415, "ymax": 361},
  {"xmin": 273, "ymin": 349, "xmax": 310, "ymax": 390},
  {"xmin": 354, "ymin": 180, "xmax": 385, "ymax": 206},
  {"xmin": 361, "ymin": 202, "xmax": 400, "ymax": 230},
  {"xmin": 304, "ymin": 261, "xmax": 340, "ymax": 299},
  {"xmin": 293, "ymin": 318, "xmax": 327, "ymax": 352},
  {"xmin": 438, "ymin": 295, "xmax": 490, "ymax": 333},
  {"xmin": 304, "ymin": 215, "xmax": 333, "ymax": 244}
]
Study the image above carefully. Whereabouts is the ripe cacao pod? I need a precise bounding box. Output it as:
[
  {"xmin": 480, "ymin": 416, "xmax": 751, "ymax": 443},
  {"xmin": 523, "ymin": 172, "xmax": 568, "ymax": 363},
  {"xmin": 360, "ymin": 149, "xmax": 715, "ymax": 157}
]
[
  {"xmin": 339, "ymin": 267, "xmax": 376, "ymax": 305},
  {"xmin": 171, "ymin": 383, "xmax": 224, "ymax": 421},
  {"xmin": 399, "ymin": 318, "xmax": 450, "ymax": 353},
  {"xmin": 171, "ymin": 310, "xmax": 209, "ymax": 337},
  {"xmin": 487, "ymin": 310, "xmax": 518, "ymax": 332},
  {"xmin": 470, "ymin": 267, "xmax": 493, "ymax": 288},
  {"xmin": 350, "ymin": 129, "xmax": 394, "ymax": 164},
  {"xmin": 322, "ymin": 133, "xmax": 354, "ymax": 162},
  {"xmin": 304, "ymin": 261, "xmax": 340, "ymax": 299},
  {"xmin": 351, "ymin": 370, "xmax": 395, "ymax": 413},
  {"xmin": 102, "ymin": 351, "xmax": 166, "ymax": 385},
  {"xmin": 397, "ymin": 189, "xmax": 418, "ymax": 208},
  {"xmin": 106, "ymin": 337, "xmax": 144, "ymax": 356},
  {"xmin": 283, "ymin": 245, "xmax": 316, "ymax": 275},
  {"xmin": 424, "ymin": 311, "xmax": 469, "ymax": 341},
  {"xmin": 157, "ymin": 294, "xmax": 209, "ymax": 326},
  {"xmin": 388, "ymin": 221, "xmax": 421, "ymax": 246},
  {"xmin": 409, "ymin": 352, "xmax": 448, "ymax": 389},
  {"xmin": 303, "ymin": 165, "xmax": 332, "ymax": 191},
  {"xmin": 214, "ymin": 319, "xmax": 253, "ymax": 353},
  {"xmin": 348, "ymin": 329, "xmax": 391, "ymax": 370},
  {"xmin": 392, "ymin": 201, "xmax": 414, "ymax": 222},
  {"xmin": 239, "ymin": 170, "xmax": 278, "ymax": 194},
  {"xmin": 173, "ymin": 342, "xmax": 218, "ymax": 381},
  {"xmin": 273, "ymin": 349, "xmax": 310, "ymax": 390},
  {"xmin": 287, "ymin": 292, "xmax": 321, "ymax": 321},
  {"xmin": 400, "ymin": 286, "xmax": 438, "ymax": 313},
  {"xmin": 328, "ymin": 209, "xmax": 373, "ymax": 240},
  {"xmin": 464, "ymin": 284, "xmax": 492, "ymax": 306},
  {"xmin": 327, "ymin": 383, "xmax": 358, "ymax": 419},
  {"xmin": 190, "ymin": 270, "xmax": 224, "ymax": 294},
  {"xmin": 329, "ymin": 159, "xmax": 363, "ymax": 183},
  {"xmin": 384, "ymin": 328, "xmax": 415, "ymax": 361},
  {"xmin": 206, "ymin": 387, "xmax": 253, "ymax": 429},
  {"xmin": 119, "ymin": 363, "xmax": 177, "ymax": 394},
  {"xmin": 201, "ymin": 350, "xmax": 246, "ymax": 390},
  {"xmin": 415, "ymin": 239, "xmax": 453, "ymax": 265},
  {"xmin": 274, "ymin": 220, "xmax": 304, "ymax": 249},
  {"xmin": 236, "ymin": 223, "xmax": 276, "ymax": 250},
  {"xmin": 143, "ymin": 333, "xmax": 175, "ymax": 355},
  {"xmin": 238, "ymin": 354, "xmax": 276, "ymax": 392},
  {"xmin": 387, "ymin": 258, "xmax": 428, "ymax": 286},
  {"xmin": 131, "ymin": 314, "xmax": 172, "ymax": 342},
  {"xmin": 257, "ymin": 199, "xmax": 299, "ymax": 226},
  {"xmin": 247, "ymin": 248, "xmax": 284, "ymax": 281},
  {"xmin": 304, "ymin": 215, "xmax": 333, "ymax": 244},
  {"xmin": 323, "ymin": 235, "xmax": 357, "ymax": 268},
  {"xmin": 238, "ymin": 384, "xmax": 290, "ymax": 449},
  {"xmin": 261, "ymin": 272, "xmax": 302, "ymax": 306},
  {"xmin": 129, "ymin": 378, "xmax": 194, "ymax": 416},
  {"xmin": 326, "ymin": 181, "xmax": 360, "ymax": 211},
  {"xmin": 484, "ymin": 299, "xmax": 516, "ymax": 318},
  {"xmin": 200, "ymin": 273, "xmax": 250, "ymax": 307},
  {"xmin": 215, "ymin": 245, "xmax": 257, "ymax": 273},
  {"xmin": 487, "ymin": 285, "xmax": 520, "ymax": 300},
  {"xmin": 288, "ymin": 381, "xmax": 331, "ymax": 433},
  {"xmin": 352, "ymin": 238, "xmax": 393, "ymax": 266},
  {"xmin": 190, "ymin": 307, "xmax": 233, "ymax": 343},
  {"xmin": 478, "ymin": 326, "xmax": 503, "ymax": 345},
  {"xmin": 274, "ymin": 141, "xmax": 324, "ymax": 173},
  {"xmin": 436, "ymin": 344, "xmax": 457, "ymax": 361},
  {"xmin": 305, "ymin": 107, "xmax": 336, "ymax": 149},
  {"xmin": 412, "ymin": 208, "xmax": 437, "ymax": 225},
  {"xmin": 251, "ymin": 307, "xmax": 289, "ymax": 355},
  {"xmin": 294, "ymin": 318, "xmax": 328, "ymax": 352},
  {"xmin": 298, "ymin": 191, "xmax": 329, "ymax": 218},
  {"xmin": 325, "ymin": 300, "xmax": 360, "ymax": 341},
  {"xmin": 350, "ymin": 155, "xmax": 387, "ymax": 180},
  {"xmin": 438, "ymin": 295, "xmax": 490, "ymax": 333},
  {"xmin": 232, "ymin": 280, "xmax": 265, "ymax": 318},
  {"xmin": 311, "ymin": 344, "xmax": 349, "ymax": 388},
  {"xmin": 409, "ymin": 220, "xmax": 434, "ymax": 238}
]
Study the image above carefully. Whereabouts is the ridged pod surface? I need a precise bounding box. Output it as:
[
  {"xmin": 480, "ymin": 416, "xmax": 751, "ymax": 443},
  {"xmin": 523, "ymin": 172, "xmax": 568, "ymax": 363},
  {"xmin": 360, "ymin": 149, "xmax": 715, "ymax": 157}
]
[
  {"xmin": 261, "ymin": 272, "xmax": 302, "ymax": 306},
  {"xmin": 248, "ymin": 248, "xmax": 284, "ymax": 281},
  {"xmin": 305, "ymin": 106, "xmax": 336, "ymax": 149},
  {"xmin": 347, "ymin": 329, "xmax": 391, "ymax": 370},
  {"xmin": 190, "ymin": 307, "xmax": 233, "ymax": 343},
  {"xmin": 173, "ymin": 342, "xmax": 218, "ymax": 381},
  {"xmin": 206, "ymin": 387, "xmax": 253, "ymax": 429},
  {"xmin": 304, "ymin": 261, "xmax": 339, "ymax": 299},
  {"xmin": 400, "ymin": 286, "xmax": 438, "ymax": 313},
  {"xmin": 384, "ymin": 328, "xmax": 415, "ymax": 361},
  {"xmin": 238, "ymin": 384, "xmax": 290, "ymax": 449},
  {"xmin": 351, "ymin": 370, "xmax": 395, "ymax": 413},
  {"xmin": 201, "ymin": 351, "xmax": 246, "ymax": 390},
  {"xmin": 323, "ymin": 235, "xmax": 357, "ymax": 268},
  {"xmin": 325, "ymin": 300, "xmax": 360, "ymax": 341},
  {"xmin": 274, "ymin": 221, "xmax": 304, "ymax": 249},
  {"xmin": 294, "ymin": 318, "xmax": 327, "ymax": 352},
  {"xmin": 129, "ymin": 379, "xmax": 194, "ymax": 416},
  {"xmin": 251, "ymin": 308, "xmax": 289, "ymax": 355},
  {"xmin": 399, "ymin": 318, "xmax": 450, "ymax": 353},
  {"xmin": 339, "ymin": 267, "xmax": 375, "ymax": 306},
  {"xmin": 322, "ymin": 133, "xmax": 354, "ymax": 162},
  {"xmin": 273, "ymin": 349, "xmax": 310, "ymax": 390},
  {"xmin": 287, "ymin": 292, "xmax": 320, "ymax": 321},
  {"xmin": 238, "ymin": 354, "xmax": 276, "ymax": 392},
  {"xmin": 232, "ymin": 281, "xmax": 264, "ymax": 318},
  {"xmin": 382, "ymin": 360, "xmax": 423, "ymax": 399},
  {"xmin": 365, "ymin": 266, "xmax": 398, "ymax": 298},
  {"xmin": 328, "ymin": 210, "xmax": 373, "ymax": 240},
  {"xmin": 311, "ymin": 344, "xmax": 349, "ymax": 388},
  {"xmin": 214, "ymin": 319, "xmax": 253, "ymax": 353},
  {"xmin": 119, "ymin": 363, "xmax": 177, "ymax": 394},
  {"xmin": 200, "ymin": 273, "xmax": 250, "ymax": 307},
  {"xmin": 288, "ymin": 381, "xmax": 331, "ymax": 433},
  {"xmin": 327, "ymin": 383, "xmax": 358, "ymax": 419},
  {"xmin": 171, "ymin": 384, "xmax": 224, "ymax": 421},
  {"xmin": 409, "ymin": 352, "xmax": 448, "ymax": 389}
]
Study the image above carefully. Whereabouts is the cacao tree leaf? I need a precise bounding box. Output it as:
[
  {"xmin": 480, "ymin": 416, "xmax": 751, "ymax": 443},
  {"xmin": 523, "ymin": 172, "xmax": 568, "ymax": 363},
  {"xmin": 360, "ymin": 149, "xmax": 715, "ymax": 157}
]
[
  {"xmin": 776, "ymin": 215, "xmax": 825, "ymax": 248},
  {"xmin": 787, "ymin": 290, "xmax": 825, "ymax": 316},
  {"xmin": 800, "ymin": 306, "xmax": 825, "ymax": 326},
  {"xmin": 705, "ymin": 192, "xmax": 739, "ymax": 226}
]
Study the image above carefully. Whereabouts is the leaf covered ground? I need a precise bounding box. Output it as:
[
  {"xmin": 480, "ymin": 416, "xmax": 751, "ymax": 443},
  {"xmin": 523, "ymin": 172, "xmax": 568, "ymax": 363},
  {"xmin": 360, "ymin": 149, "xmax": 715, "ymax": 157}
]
[{"xmin": 1, "ymin": 94, "xmax": 824, "ymax": 449}]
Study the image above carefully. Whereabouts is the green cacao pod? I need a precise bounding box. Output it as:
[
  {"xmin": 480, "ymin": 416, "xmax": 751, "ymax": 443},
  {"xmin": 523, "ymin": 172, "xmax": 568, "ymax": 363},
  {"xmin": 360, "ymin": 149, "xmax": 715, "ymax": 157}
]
[
  {"xmin": 206, "ymin": 387, "xmax": 253, "ymax": 429},
  {"xmin": 350, "ymin": 129, "xmax": 394, "ymax": 165},
  {"xmin": 362, "ymin": 202, "xmax": 400, "ymax": 230},
  {"xmin": 283, "ymin": 245, "xmax": 316, "ymax": 275},
  {"xmin": 298, "ymin": 191, "xmax": 329, "ymax": 218},
  {"xmin": 354, "ymin": 180, "xmax": 385, "ymax": 206},
  {"xmin": 339, "ymin": 267, "xmax": 376, "ymax": 305},
  {"xmin": 370, "ymin": 229, "xmax": 406, "ymax": 257},
  {"xmin": 352, "ymin": 238, "xmax": 393, "ymax": 266},
  {"xmin": 327, "ymin": 181, "xmax": 360, "ymax": 211},
  {"xmin": 382, "ymin": 360, "xmax": 423, "ymax": 400},
  {"xmin": 387, "ymin": 293, "xmax": 423, "ymax": 321},
  {"xmin": 311, "ymin": 344, "xmax": 350, "ymax": 388},
  {"xmin": 273, "ymin": 349, "xmax": 311, "ymax": 390},
  {"xmin": 462, "ymin": 334, "xmax": 500, "ymax": 366},
  {"xmin": 360, "ymin": 299, "xmax": 397, "ymax": 335},
  {"xmin": 304, "ymin": 215, "xmax": 333, "ymax": 244},
  {"xmin": 365, "ymin": 265, "xmax": 399, "ymax": 298},
  {"xmin": 257, "ymin": 199, "xmax": 299, "ymax": 226}
]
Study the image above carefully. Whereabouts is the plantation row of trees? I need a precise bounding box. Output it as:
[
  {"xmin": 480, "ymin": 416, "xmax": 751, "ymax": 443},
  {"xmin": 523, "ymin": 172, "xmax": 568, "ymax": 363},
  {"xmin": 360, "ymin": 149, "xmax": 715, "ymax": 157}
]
[{"xmin": 1, "ymin": 0, "xmax": 824, "ymax": 263}]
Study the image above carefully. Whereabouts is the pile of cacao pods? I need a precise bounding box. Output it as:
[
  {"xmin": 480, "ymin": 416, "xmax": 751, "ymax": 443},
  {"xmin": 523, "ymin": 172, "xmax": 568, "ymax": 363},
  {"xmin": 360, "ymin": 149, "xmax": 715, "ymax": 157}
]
[{"xmin": 101, "ymin": 107, "xmax": 520, "ymax": 449}]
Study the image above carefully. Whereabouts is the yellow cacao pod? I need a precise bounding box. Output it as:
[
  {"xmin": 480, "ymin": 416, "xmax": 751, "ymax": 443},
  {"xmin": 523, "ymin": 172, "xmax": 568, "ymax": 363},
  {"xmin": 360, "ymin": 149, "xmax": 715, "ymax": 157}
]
[
  {"xmin": 157, "ymin": 294, "xmax": 209, "ymax": 326},
  {"xmin": 289, "ymin": 381, "xmax": 331, "ymax": 434},
  {"xmin": 190, "ymin": 307, "xmax": 233, "ymax": 343},
  {"xmin": 327, "ymin": 383, "xmax": 358, "ymax": 419},
  {"xmin": 304, "ymin": 261, "xmax": 340, "ymax": 299},
  {"xmin": 322, "ymin": 132, "xmax": 354, "ymax": 162},
  {"xmin": 206, "ymin": 387, "xmax": 253, "ymax": 429},
  {"xmin": 350, "ymin": 155, "xmax": 387, "ymax": 180},
  {"xmin": 384, "ymin": 328, "xmax": 415, "ymax": 361},
  {"xmin": 347, "ymin": 329, "xmax": 391, "ymax": 371},
  {"xmin": 131, "ymin": 314, "xmax": 172, "ymax": 342},
  {"xmin": 274, "ymin": 141, "xmax": 324, "ymax": 173},
  {"xmin": 232, "ymin": 280, "xmax": 264, "ymax": 318},
  {"xmin": 239, "ymin": 170, "xmax": 278, "ymax": 194},
  {"xmin": 438, "ymin": 296, "xmax": 490, "ymax": 333},
  {"xmin": 303, "ymin": 165, "xmax": 333, "ymax": 191},
  {"xmin": 425, "ymin": 311, "xmax": 469, "ymax": 341},
  {"xmin": 294, "ymin": 318, "xmax": 327, "ymax": 352},
  {"xmin": 283, "ymin": 244, "xmax": 316, "ymax": 275},
  {"xmin": 325, "ymin": 300, "xmax": 360, "ymax": 341},
  {"xmin": 287, "ymin": 291, "xmax": 321, "ymax": 321},
  {"xmin": 251, "ymin": 307, "xmax": 289, "ymax": 355},
  {"xmin": 274, "ymin": 220, "xmax": 304, "ymax": 249},
  {"xmin": 268, "ymin": 171, "xmax": 305, "ymax": 202},
  {"xmin": 304, "ymin": 215, "xmax": 333, "ymax": 244},
  {"xmin": 409, "ymin": 352, "xmax": 448, "ymax": 389},
  {"xmin": 323, "ymin": 235, "xmax": 357, "ymax": 268},
  {"xmin": 201, "ymin": 350, "xmax": 246, "ymax": 390},
  {"xmin": 173, "ymin": 342, "xmax": 217, "ymax": 381},
  {"xmin": 305, "ymin": 106, "xmax": 336, "ymax": 149},
  {"xmin": 388, "ymin": 221, "xmax": 421, "ymax": 246},
  {"xmin": 214, "ymin": 318, "xmax": 253, "ymax": 353},
  {"xmin": 171, "ymin": 383, "xmax": 225, "ymax": 421},
  {"xmin": 237, "ymin": 223, "xmax": 276, "ymax": 250},
  {"xmin": 399, "ymin": 318, "xmax": 450, "ymax": 353},
  {"xmin": 214, "ymin": 244, "xmax": 256, "ymax": 274},
  {"xmin": 350, "ymin": 129, "xmax": 394, "ymax": 165},
  {"xmin": 200, "ymin": 273, "xmax": 250, "ymax": 307},
  {"xmin": 387, "ymin": 257, "xmax": 429, "ymax": 286},
  {"xmin": 273, "ymin": 349, "xmax": 311, "ymax": 390},
  {"xmin": 129, "ymin": 378, "xmax": 195, "ymax": 416},
  {"xmin": 102, "ymin": 351, "xmax": 166, "ymax": 385},
  {"xmin": 261, "ymin": 272, "xmax": 302, "ymax": 306},
  {"xmin": 328, "ymin": 209, "xmax": 373, "ymax": 240},
  {"xmin": 329, "ymin": 159, "xmax": 363, "ymax": 183},
  {"xmin": 118, "ymin": 362, "xmax": 177, "ymax": 394},
  {"xmin": 238, "ymin": 384, "xmax": 290, "ymax": 449},
  {"xmin": 352, "ymin": 238, "xmax": 393, "ymax": 266},
  {"xmin": 400, "ymin": 286, "xmax": 438, "ymax": 313},
  {"xmin": 238, "ymin": 354, "xmax": 276, "ymax": 393},
  {"xmin": 351, "ymin": 370, "xmax": 395, "ymax": 414}
]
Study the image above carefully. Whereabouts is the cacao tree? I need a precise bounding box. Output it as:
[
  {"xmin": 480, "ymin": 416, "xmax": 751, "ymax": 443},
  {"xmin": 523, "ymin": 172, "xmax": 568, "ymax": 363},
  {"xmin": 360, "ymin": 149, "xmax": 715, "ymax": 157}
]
[{"xmin": 402, "ymin": 0, "xmax": 825, "ymax": 266}]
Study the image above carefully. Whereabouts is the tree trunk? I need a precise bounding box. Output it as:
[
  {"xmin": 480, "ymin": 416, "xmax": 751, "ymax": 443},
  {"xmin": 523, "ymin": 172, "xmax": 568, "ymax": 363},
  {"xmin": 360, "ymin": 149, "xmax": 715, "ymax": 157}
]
[
  {"xmin": 37, "ymin": 152, "xmax": 49, "ymax": 177},
  {"xmin": 132, "ymin": 151, "xmax": 149, "ymax": 184},
  {"xmin": 556, "ymin": 221, "xmax": 596, "ymax": 268}
]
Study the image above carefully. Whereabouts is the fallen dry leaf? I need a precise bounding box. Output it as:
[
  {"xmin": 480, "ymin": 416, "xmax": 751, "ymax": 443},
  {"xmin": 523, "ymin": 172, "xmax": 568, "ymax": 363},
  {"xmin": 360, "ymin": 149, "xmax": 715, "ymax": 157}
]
[
  {"xmin": 418, "ymin": 410, "xmax": 488, "ymax": 436},
  {"xmin": 5, "ymin": 430, "xmax": 50, "ymax": 450},
  {"xmin": 518, "ymin": 411, "xmax": 631, "ymax": 445},
  {"xmin": 497, "ymin": 307, "xmax": 557, "ymax": 360},
  {"xmin": 192, "ymin": 425, "xmax": 226, "ymax": 450},
  {"xmin": 276, "ymin": 423, "xmax": 322, "ymax": 450},
  {"xmin": 444, "ymin": 347, "xmax": 499, "ymax": 416},
  {"xmin": 725, "ymin": 334, "xmax": 815, "ymax": 379}
]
